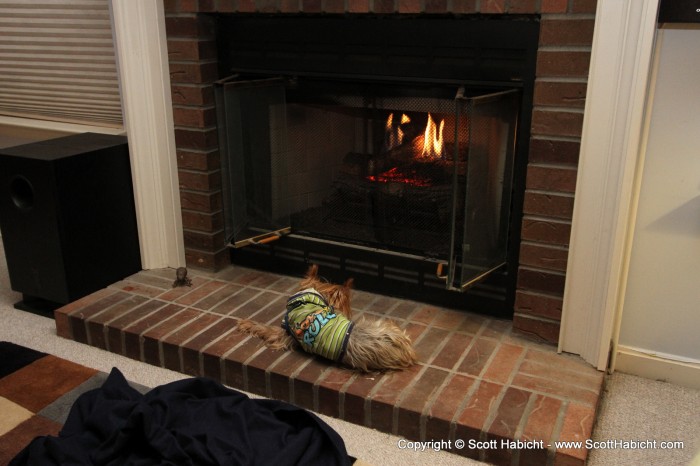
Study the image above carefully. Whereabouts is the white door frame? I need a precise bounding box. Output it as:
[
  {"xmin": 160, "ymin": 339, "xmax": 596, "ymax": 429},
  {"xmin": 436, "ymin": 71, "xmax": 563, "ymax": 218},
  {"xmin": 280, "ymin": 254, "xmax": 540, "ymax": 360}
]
[
  {"xmin": 559, "ymin": 0, "xmax": 660, "ymax": 369},
  {"xmin": 110, "ymin": 0, "xmax": 185, "ymax": 269}
]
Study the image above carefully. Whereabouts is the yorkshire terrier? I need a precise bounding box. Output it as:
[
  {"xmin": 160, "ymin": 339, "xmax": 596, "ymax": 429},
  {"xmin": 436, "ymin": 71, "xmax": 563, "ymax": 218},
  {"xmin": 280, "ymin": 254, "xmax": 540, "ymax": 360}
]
[{"xmin": 235, "ymin": 265, "xmax": 418, "ymax": 372}]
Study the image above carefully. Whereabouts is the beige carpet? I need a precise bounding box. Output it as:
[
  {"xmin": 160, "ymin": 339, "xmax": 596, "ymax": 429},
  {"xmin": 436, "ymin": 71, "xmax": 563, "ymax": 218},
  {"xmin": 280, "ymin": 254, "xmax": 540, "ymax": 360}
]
[{"xmin": 1, "ymin": 234, "xmax": 699, "ymax": 465}]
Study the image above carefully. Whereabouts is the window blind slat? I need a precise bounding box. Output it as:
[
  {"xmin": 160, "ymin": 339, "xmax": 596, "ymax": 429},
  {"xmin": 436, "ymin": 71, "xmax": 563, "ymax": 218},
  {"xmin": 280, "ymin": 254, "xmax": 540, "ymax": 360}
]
[{"xmin": 0, "ymin": 0, "xmax": 122, "ymax": 127}]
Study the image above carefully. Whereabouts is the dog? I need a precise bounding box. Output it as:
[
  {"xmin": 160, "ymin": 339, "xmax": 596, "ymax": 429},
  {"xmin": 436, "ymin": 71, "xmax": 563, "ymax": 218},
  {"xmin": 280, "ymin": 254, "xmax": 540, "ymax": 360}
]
[{"xmin": 235, "ymin": 265, "xmax": 418, "ymax": 372}]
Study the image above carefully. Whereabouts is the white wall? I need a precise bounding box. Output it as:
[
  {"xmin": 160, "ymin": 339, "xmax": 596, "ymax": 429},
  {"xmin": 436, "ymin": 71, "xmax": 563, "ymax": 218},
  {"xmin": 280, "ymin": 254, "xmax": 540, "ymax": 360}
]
[{"xmin": 616, "ymin": 27, "xmax": 700, "ymax": 383}]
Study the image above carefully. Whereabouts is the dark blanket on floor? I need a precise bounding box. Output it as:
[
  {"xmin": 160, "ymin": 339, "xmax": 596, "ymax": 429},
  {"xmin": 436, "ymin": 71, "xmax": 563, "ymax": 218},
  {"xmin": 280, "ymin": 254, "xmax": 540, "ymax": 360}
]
[{"xmin": 10, "ymin": 368, "xmax": 351, "ymax": 466}]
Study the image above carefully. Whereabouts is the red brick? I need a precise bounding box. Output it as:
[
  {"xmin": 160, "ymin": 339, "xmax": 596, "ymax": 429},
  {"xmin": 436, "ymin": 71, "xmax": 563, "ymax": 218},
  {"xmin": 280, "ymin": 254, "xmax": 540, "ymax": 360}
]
[
  {"xmin": 200, "ymin": 328, "xmax": 247, "ymax": 380},
  {"xmin": 517, "ymin": 267, "xmax": 566, "ymax": 294},
  {"xmin": 173, "ymin": 106, "xmax": 217, "ymax": 128},
  {"xmin": 431, "ymin": 332, "xmax": 472, "ymax": 370},
  {"xmin": 343, "ymin": 373, "xmax": 384, "ymax": 426},
  {"xmin": 452, "ymin": 0, "xmax": 477, "ymax": 13},
  {"xmin": 87, "ymin": 295, "xmax": 149, "ymax": 350},
  {"xmin": 230, "ymin": 293, "xmax": 285, "ymax": 320},
  {"xmin": 519, "ymin": 242, "xmax": 569, "ymax": 273},
  {"xmin": 161, "ymin": 311, "xmax": 221, "ymax": 371},
  {"xmin": 555, "ymin": 402, "xmax": 596, "ymax": 465},
  {"xmin": 245, "ymin": 346, "xmax": 293, "ymax": 397},
  {"xmin": 292, "ymin": 358, "xmax": 329, "ymax": 409},
  {"xmin": 184, "ymin": 248, "xmax": 230, "ymax": 271},
  {"xmin": 526, "ymin": 165, "xmax": 577, "ymax": 193},
  {"xmin": 323, "ymin": 0, "xmax": 345, "ymax": 12},
  {"xmin": 205, "ymin": 286, "xmax": 258, "ymax": 314},
  {"xmin": 529, "ymin": 138, "xmax": 580, "ymax": 166},
  {"xmin": 425, "ymin": 0, "xmax": 447, "ymax": 13},
  {"xmin": 541, "ymin": 0, "xmax": 567, "ymax": 13},
  {"xmin": 513, "ymin": 314, "xmax": 561, "ymax": 345},
  {"xmin": 481, "ymin": 0, "xmax": 505, "ymax": 13},
  {"xmin": 268, "ymin": 351, "xmax": 310, "ymax": 403},
  {"xmin": 174, "ymin": 128, "xmax": 218, "ymax": 151},
  {"xmin": 540, "ymin": 19, "xmax": 595, "ymax": 46},
  {"xmin": 532, "ymin": 109, "xmax": 584, "ymax": 138},
  {"xmin": 166, "ymin": 39, "xmax": 217, "ymax": 61},
  {"xmin": 414, "ymin": 327, "xmax": 450, "ymax": 365},
  {"xmin": 397, "ymin": 367, "xmax": 450, "ymax": 440},
  {"xmin": 170, "ymin": 84, "xmax": 214, "ymax": 106},
  {"xmin": 523, "ymin": 192, "xmax": 574, "ymax": 220},
  {"xmin": 180, "ymin": 209, "xmax": 224, "ymax": 232},
  {"xmin": 537, "ymin": 51, "xmax": 592, "ymax": 78},
  {"xmin": 398, "ymin": 0, "xmax": 421, "ymax": 13},
  {"xmin": 457, "ymin": 338, "xmax": 498, "ymax": 377},
  {"xmin": 431, "ymin": 308, "xmax": 467, "ymax": 330},
  {"xmin": 455, "ymin": 380, "xmax": 504, "ymax": 445},
  {"xmin": 107, "ymin": 299, "xmax": 170, "ymax": 354},
  {"xmin": 515, "ymin": 291, "xmax": 563, "ymax": 320},
  {"xmin": 279, "ymin": 0, "xmax": 301, "ymax": 12},
  {"xmin": 317, "ymin": 367, "xmax": 356, "ymax": 418},
  {"xmin": 347, "ymin": 0, "xmax": 369, "ymax": 12},
  {"xmin": 370, "ymin": 365, "xmax": 422, "ymax": 432},
  {"xmin": 141, "ymin": 308, "xmax": 202, "ymax": 366},
  {"xmin": 571, "ymin": 0, "xmax": 596, "ymax": 14},
  {"xmin": 302, "ymin": 0, "xmax": 322, "ymax": 12},
  {"xmin": 483, "ymin": 343, "xmax": 524, "ymax": 384},
  {"xmin": 223, "ymin": 338, "xmax": 268, "ymax": 390},
  {"xmin": 507, "ymin": 0, "xmax": 537, "ymax": 13},
  {"xmin": 484, "ymin": 387, "xmax": 531, "ymax": 465},
  {"xmin": 520, "ymin": 218, "xmax": 571, "ymax": 246},
  {"xmin": 177, "ymin": 169, "xmax": 221, "ymax": 193},
  {"xmin": 534, "ymin": 81, "xmax": 588, "ymax": 108},
  {"xmin": 426, "ymin": 374, "xmax": 477, "ymax": 440},
  {"xmin": 183, "ymin": 229, "xmax": 227, "ymax": 251},
  {"xmin": 373, "ymin": 0, "xmax": 395, "ymax": 13},
  {"xmin": 521, "ymin": 395, "xmax": 563, "ymax": 466},
  {"xmin": 180, "ymin": 317, "xmax": 237, "ymax": 376},
  {"xmin": 55, "ymin": 289, "xmax": 121, "ymax": 339},
  {"xmin": 177, "ymin": 149, "xmax": 220, "ymax": 171}
]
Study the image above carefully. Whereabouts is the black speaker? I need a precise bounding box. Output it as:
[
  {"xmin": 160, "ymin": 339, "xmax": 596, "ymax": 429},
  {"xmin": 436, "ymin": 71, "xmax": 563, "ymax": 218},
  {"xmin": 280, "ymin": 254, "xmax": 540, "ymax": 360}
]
[{"xmin": 0, "ymin": 132, "xmax": 142, "ymax": 311}]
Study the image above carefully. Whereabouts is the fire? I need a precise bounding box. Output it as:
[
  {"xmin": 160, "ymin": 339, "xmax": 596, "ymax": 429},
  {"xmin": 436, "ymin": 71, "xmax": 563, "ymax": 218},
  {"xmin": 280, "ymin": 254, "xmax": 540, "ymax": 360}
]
[
  {"xmin": 384, "ymin": 113, "xmax": 411, "ymax": 151},
  {"xmin": 417, "ymin": 113, "xmax": 445, "ymax": 160}
]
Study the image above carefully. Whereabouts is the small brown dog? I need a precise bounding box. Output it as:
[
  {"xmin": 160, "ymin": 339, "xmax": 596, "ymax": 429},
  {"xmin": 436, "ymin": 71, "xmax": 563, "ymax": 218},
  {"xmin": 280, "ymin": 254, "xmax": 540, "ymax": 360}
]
[{"xmin": 236, "ymin": 265, "xmax": 418, "ymax": 372}]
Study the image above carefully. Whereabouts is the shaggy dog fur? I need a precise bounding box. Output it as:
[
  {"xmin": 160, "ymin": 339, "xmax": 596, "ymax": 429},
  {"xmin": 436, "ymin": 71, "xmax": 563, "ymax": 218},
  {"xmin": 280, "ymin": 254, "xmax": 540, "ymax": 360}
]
[{"xmin": 235, "ymin": 265, "xmax": 418, "ymax": 372}]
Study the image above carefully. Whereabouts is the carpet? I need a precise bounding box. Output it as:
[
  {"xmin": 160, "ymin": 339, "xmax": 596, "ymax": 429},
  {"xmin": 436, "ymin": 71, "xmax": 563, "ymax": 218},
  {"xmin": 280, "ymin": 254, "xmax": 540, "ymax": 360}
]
[
  {"xmin": 0, "ymin": 341, "xmax": 121, "ymax": 464},
  {"xmin": 0, "ymin": 341, "xmax": 363, "ymax": 466}
]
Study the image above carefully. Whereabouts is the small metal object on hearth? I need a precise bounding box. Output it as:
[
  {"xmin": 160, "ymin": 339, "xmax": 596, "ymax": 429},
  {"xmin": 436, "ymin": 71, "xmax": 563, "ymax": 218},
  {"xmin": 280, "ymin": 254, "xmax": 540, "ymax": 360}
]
[{"xmin": 172, "ymin": 267, "xmax": 192, "ymax": 288}]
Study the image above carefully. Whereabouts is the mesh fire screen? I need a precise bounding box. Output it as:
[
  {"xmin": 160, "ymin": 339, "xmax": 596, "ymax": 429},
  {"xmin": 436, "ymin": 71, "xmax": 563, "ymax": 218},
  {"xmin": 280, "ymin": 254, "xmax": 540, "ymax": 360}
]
[{"xmin": 216, "ymin": 77, "xmax": 519, "ymax": 290}]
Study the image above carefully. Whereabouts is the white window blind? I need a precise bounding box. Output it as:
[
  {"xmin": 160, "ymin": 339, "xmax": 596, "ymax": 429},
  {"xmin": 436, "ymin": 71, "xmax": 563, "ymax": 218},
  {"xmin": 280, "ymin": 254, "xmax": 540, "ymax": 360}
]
[{"xmin": 0, "ymin": 0, "xmax": 123, "ymax": 127}]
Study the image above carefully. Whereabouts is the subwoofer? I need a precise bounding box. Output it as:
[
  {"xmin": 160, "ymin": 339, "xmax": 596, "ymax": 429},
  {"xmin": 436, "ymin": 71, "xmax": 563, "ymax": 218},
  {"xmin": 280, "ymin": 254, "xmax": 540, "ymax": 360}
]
[{"xmin": 0, "ymin": 132, "xmax": 142, "ymax": 311}]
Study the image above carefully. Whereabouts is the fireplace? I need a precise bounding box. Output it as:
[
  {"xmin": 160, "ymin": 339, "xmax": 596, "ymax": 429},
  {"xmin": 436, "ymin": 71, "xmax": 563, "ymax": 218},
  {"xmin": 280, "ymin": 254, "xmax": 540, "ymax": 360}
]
[
  {"xmin": 165, "ymin": 2, "xmax": 596, "ymax": 343},
  {"xmin": 213, "ymin": 16, "xmax": 537, "ymax": 316}
]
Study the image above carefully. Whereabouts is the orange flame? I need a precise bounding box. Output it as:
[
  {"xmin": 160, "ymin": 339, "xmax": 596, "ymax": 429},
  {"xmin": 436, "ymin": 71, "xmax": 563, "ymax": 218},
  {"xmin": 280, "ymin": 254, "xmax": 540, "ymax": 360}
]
[
  {"xmin": 419, "ymin": 113, "xmax": 445, "ymax": 159},
  {"xmin": 384, "ymin": 113, "xmax": 411, "ymax": 151}
]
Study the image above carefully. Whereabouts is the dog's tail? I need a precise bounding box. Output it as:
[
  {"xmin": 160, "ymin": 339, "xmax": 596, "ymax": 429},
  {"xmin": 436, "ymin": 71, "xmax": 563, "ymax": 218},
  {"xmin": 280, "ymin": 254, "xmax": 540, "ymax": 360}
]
[{"xmin": 235, "ymin": 319, "xmax": 296, "ymax": 351}]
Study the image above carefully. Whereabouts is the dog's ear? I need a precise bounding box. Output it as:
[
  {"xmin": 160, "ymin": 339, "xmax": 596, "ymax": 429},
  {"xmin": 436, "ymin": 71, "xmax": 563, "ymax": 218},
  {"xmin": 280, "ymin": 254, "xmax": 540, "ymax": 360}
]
[
  {"xmin": 343, "ymin": 278, "xmax": 354, "ymax": 289},
  {"xmin": 306, "ymin": 264, "xmax": 319, "ymax": 279}
]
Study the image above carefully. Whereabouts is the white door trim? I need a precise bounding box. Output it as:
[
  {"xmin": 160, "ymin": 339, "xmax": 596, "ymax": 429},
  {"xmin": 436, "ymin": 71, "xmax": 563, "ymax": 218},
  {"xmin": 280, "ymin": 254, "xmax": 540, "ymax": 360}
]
[
  {"xmin": 559, "ymin": 0, "xmax": 660, "ymax": 370},
  {"xmin": 110, "ymin": 0, "xmax": 185, "ymax": 269}
]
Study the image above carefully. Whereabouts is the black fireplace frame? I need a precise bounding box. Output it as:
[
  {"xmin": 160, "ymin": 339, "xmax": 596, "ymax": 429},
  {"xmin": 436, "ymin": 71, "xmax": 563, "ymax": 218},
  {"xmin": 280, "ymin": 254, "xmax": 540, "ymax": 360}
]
[{"xmin": 213, "ymin": 14, "xmax": 540, "ymax": 317}]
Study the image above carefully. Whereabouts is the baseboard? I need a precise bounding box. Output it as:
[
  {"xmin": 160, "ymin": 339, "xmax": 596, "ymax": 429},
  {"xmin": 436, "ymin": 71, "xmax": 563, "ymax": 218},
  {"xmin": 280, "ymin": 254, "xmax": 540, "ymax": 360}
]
[{"xmin": 614, "ymin": 345, "xmax": 700, "ymax": 390}]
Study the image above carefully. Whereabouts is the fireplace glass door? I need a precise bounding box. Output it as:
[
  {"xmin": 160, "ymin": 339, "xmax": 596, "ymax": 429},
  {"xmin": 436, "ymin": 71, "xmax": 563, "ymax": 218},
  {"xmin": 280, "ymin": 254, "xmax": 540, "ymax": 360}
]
[{"xmin": 216, "ymin": 76, "xmax": 519, "ymax": 290}]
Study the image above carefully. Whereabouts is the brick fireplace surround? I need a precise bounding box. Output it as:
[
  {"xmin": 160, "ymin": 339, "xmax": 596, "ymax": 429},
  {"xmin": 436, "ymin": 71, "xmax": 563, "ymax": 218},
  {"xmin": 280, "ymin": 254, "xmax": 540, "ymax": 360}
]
[
  {"xmin": 55, "ymin": 1, "xmax": 604, "ymax": 465},
  {"xmin": 165, "ymin": 0, "xmax": 597, "ymax": 346}
]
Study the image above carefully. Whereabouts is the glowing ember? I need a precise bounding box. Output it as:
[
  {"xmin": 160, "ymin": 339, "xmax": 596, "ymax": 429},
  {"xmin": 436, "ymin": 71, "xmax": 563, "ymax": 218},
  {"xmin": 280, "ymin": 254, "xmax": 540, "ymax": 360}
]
[
  {"xmin": 417, "ymin": 113, "xmax": 445, "ymax": 160},
  {"xmin": 366, "ymin": 167, "xmax": 432, "ymax": 187}
]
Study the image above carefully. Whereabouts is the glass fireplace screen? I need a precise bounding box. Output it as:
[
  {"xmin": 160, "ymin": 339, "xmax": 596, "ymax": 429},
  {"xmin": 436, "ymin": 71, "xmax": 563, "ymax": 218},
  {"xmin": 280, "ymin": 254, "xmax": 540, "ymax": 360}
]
[{"xmin": 215, "ymin": 76, "xmax": 519, "ymax": 290}]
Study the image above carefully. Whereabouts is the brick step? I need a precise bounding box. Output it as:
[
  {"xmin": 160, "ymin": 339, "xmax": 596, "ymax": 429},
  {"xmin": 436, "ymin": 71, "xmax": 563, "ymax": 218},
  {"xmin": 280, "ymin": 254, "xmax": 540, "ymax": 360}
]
[{"xmin": 55, "ymin": 266, "xmax": 604, "ymax": 466}]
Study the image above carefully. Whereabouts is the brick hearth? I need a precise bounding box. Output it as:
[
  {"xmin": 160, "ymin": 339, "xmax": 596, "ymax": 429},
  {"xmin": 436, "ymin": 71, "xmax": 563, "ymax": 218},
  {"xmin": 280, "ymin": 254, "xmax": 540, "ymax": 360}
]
[
  {"xmin": 55, "ymin": 266, "xmax": 603, "ymax": 466},
  {"xmin": 165, "ymin": 0, "xmax": 598, "ymax": 346}
]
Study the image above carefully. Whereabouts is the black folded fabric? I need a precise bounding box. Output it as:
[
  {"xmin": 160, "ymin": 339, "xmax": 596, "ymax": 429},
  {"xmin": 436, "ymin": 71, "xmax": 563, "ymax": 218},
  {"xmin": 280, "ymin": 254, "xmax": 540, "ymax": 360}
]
[{"xmin": 11, "ymin": 368, "xmax": 351, "ymax": 466}]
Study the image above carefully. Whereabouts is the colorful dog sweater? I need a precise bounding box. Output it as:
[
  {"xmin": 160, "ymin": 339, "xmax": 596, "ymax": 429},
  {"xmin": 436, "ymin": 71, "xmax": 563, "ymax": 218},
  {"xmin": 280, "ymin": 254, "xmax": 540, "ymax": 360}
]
[{"xmin": 283, "ymin": 289, "xmax": 353, "ymax": 362}]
